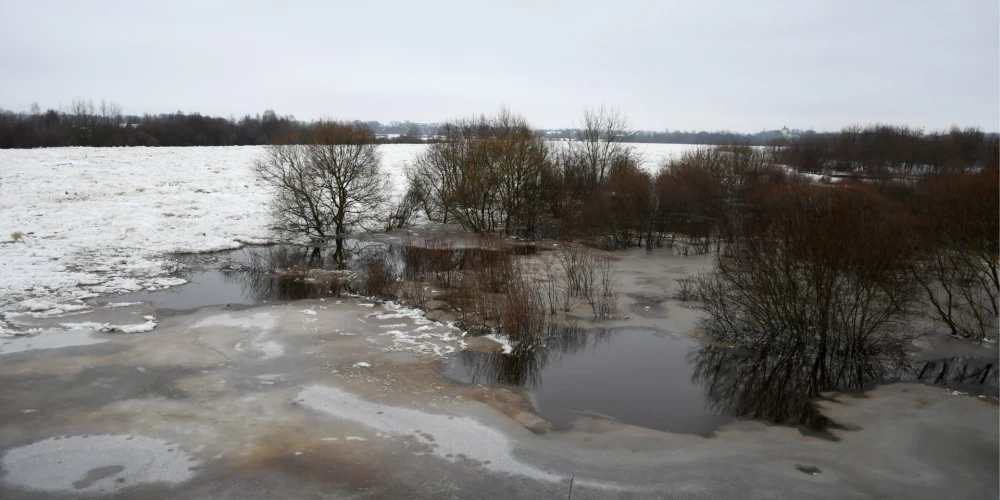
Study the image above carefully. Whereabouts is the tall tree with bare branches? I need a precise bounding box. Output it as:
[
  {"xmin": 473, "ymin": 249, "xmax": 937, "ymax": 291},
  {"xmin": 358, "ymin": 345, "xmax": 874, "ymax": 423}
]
[
  {"xmin": 564, "ymin": 106, "xmax": 640, "ymax": 188},
  {"xmin": 254, "ymin": 122, "xmax": 389, "ymax": 262}
]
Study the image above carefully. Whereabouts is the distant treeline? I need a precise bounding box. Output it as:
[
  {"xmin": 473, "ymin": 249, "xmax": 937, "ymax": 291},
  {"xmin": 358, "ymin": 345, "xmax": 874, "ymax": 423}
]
[
  {"xmin": 0, "ymin": 100, "xmax": 996, "ymax": 158},
  {"xmin": 776, "ymin": 125, "xmax": 999, "ymax": 176},
  {"xmin": 0, "ymin": 100, "xmax": 432, "ymax": 149},
  {"xmin": 542, "ymin": 128, "xmax": 792, "ymax": 145}
]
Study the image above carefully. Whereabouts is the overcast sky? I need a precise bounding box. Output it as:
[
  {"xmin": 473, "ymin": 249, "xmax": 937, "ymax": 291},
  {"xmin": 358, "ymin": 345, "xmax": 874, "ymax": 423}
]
[{"xmin": 1, "ymin": 0, "xmax": 997, "ymax": 132}]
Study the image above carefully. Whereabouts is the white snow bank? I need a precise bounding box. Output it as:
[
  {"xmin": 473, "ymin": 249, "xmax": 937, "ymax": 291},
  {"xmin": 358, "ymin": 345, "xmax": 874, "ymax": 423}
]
[
  {"xmin": 0, "ymin": 147, "xmax": 272, "ymax": 310},
  {"xmin": 484, "ymin": 333, "xmax": 514, "ymax": 354},
  {"xmin": 61, "ymin": 315, "xmax": 157, "ymax": 334}
]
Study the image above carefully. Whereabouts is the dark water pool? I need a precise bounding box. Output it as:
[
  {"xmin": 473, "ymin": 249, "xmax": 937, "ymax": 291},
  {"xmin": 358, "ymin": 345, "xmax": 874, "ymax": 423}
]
[
  {"xmin": 447, "ymin": 328, "xmax": 734, "ymax": 434},
  {"xmin": 106, "ymin": 269, "xmax": 331, "ymax": 310},
  {"xmin": 446, "ymin": 327, "xmax": 998, "ymax": 435},
  {"xmin": 105, "ymin": 245, "xmax": 339, "ymax": 311}
]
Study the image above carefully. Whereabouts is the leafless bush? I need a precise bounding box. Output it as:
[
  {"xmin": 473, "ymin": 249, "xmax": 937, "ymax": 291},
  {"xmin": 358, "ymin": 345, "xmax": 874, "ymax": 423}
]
[
  {"xmin": 697, "ymin": 181, "xmax": 920, "ymax": 355},
  {"xmin": 910, "ymin": 169, "xmax": 999, "ymax": 340},
  {"xmin": 675, "ymin": 275, "xmax": 698, "ymax": 301},
  {"xmin": 384, "ymin": 186, "xmax": 421, "ymax": 231},
  {"xmin": 553, "ymin": 245, "xmax": 619, "ymax": 319},
  {"xmin": 557, "ymin": 245, "xmax": 596, "ymax": 298},
  {"xmin": 445, "ymin": 236, "xmax": 560, "ymax": 347},
  {"xmin": 496, "ymin": 272, "xmax": 550, "ymax": 346},
  {"xmin": 357, "ymin": 247, "xmax": 399, "ymax": 300},
  {"xmin": 588, "ymin": 255, "xmax": 620, "ymax": 319},
  {"xmin": 538, "ymin": 264, "xmax": 569, "ymax": 314},
  {"xmin": 398, "ymin": 278, "xmax": 430, "ymax": 307}
]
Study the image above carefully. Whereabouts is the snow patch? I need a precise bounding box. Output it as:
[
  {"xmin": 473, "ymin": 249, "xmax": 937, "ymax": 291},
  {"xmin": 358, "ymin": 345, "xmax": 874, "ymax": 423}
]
[
  {"xmin": 61, "ymin": 316, "xmax": 157, "ymax": 334},
  {"xmin": 484, "ymin": 333, "xmax": 514, "ymax": 354}
]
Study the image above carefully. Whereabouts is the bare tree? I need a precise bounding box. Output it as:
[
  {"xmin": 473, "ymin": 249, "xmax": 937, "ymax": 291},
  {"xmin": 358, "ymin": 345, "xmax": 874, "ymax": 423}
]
[
  {"xmin": 29, "ymin": 102, "xmax": 40, "ymax": 131},
  {"xmin": 407, "ymin": 108, "xmax": 555, "ymax": 237},
  {"xmin": 254, "ymin": 122, "xmax": 389, "ymax": 263},
  {"xmin": 564, "ymin": 106, "xmax": 640, "ymax": 187}
]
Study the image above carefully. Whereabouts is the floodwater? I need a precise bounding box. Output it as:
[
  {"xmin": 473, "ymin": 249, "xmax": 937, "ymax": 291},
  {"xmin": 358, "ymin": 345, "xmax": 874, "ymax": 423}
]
[
  {"xmin": 105, "ymin": 239, "xmax": 533, "ymax": 312},
  {"xmin": 447, "ymin": 327, "xmax": 999, "ymax": 435},
  {"xmin": 105, "ymin": 244, "xmax": 347, "ymax": 311},
  {"xmin": 447, "ymin": 328, "xmax": 734, "ymax": 434},
  {"xmin": 104, "ymin": 242, "xmax": 999, "ymax": 437},
  {"xmin": 107, "ymin": 269, "xmax": 332, "ymax": 310}
]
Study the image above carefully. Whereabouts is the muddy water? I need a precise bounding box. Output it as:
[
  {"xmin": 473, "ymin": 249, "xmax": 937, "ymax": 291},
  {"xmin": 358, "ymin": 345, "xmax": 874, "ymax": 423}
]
[{"xmin": 446, "ymin": 328, "xmax": 734, "ymax": 435}]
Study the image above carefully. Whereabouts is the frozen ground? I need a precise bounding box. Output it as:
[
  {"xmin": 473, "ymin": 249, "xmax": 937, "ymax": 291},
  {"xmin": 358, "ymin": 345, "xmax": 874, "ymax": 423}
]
[
  {"xmin": 0, "ymin": 299, "xmax": 995, "ymax": 499},
  {"xmin": 0, "ymin": 144, "xmax": 696, "ymax": 322}
]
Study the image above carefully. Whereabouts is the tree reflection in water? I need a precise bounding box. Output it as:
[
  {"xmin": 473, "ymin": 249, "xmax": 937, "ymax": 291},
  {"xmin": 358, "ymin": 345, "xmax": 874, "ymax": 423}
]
[
  {"xmin": 219, "ymin": 244, "xmax": 352, "ymax": 302},
  {"xmin": 690, "ymin": 343, "xmax": 998, "ymax": 433},
  {"xmin": 455, "ymin": 327, "xmax": 617, "ymax": 388}
]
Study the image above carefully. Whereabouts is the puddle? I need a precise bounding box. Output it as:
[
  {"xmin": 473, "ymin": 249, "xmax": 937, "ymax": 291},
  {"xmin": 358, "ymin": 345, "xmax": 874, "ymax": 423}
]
[
  {"xmin": 104, "ymin": 245, "xmax": 347, "ymax": 311},
  {"xmin": 446, "ymin": 328, "xmax": 999, "ymax": 435},
  {"xmin": 104, "ymin": 240, "xmax": 534, "ymax": 312},
  {"xmin": 106, "ymin": 269, "xmax": 331, "ymax": 311},
  {"xmin": 446, "ymin": 328, "xmax": 734, "ymax": 435}
]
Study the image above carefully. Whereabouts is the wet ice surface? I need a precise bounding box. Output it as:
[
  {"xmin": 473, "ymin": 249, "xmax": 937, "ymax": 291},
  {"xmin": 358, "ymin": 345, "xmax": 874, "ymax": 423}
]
[
  {"xmin": 0, "ymin": 328, "xmax": 107, "ymax": 355},
  {"xmin": 448, "ymin": 328, "xmax": 734, "ymax": 434},
  {"xmin": 0, "ymin": 435, "xmax": 198, "ymax": 495},
  {"xmin": 297, "ymin": 386, "xmax": 561, "ymax": 482}
]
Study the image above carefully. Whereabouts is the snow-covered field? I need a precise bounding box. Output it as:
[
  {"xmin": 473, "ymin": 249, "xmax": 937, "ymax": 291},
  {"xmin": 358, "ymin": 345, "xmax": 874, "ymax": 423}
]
[{"xmin": 0, "ymin": 143, "xmax": 696, "ymax": 320}]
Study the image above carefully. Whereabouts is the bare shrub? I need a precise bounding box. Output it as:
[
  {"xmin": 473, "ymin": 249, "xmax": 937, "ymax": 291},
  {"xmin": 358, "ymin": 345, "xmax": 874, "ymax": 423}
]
[
  {"xmin": 557, "ymin": 245, "xmax": 596, "ymax": 298},
  {"xmin": 445, "ymin": 236, "xmax": 558, "ymax": 347},
  {"xmin": 697, "ymin": 181, "xmax": 920, "ymax": 355},
  {"xmin": 538, "ymin": 264, "xmax": 566, "ymax": 315},
  {"xmin": 357, "ymin": 247, "xmax": 399, "ymax": 300},
  {"xmin": 553, "ymin": 244, "xmax": 619, "ymax": 319},
  {"xmin": 675, "ymin": 275, "xmax": 698, "ymax": 301},
  {"xmin": 384, "ymin": 186, "xmax": 421, "ymax": 231},
  {"xmin": 910, "ymin": 169, "xmax": 999, "ymax": 340},
  {"xmin": 587, "ymin": 162, "xmax": 656, "ymax": 250},
  {"xmin": 496, "ymin": 272, "xmax": 549, "ymax": 346},
  {"xmin": 398, "ymin": 278, "xmax": 430, "ymax": 307},
  {"xmin": 588, "ymin": 255, "xmax": 620, "ymax": 319}
]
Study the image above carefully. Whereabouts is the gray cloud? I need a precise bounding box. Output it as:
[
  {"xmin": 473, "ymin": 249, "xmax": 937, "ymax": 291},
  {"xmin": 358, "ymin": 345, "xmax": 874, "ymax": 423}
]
[{"xmin": 1, "ymin": 0, "xmax": 996, "ymax": 131}]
